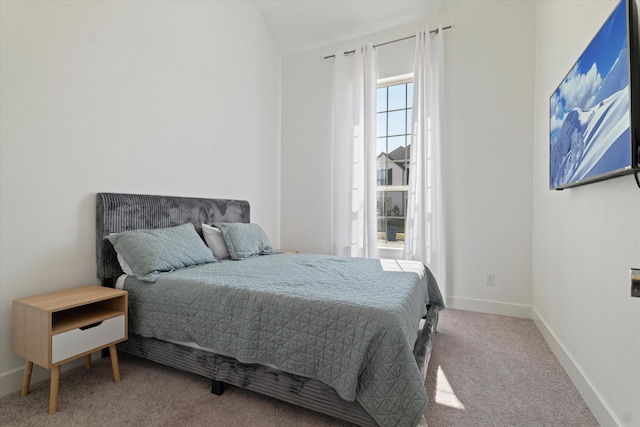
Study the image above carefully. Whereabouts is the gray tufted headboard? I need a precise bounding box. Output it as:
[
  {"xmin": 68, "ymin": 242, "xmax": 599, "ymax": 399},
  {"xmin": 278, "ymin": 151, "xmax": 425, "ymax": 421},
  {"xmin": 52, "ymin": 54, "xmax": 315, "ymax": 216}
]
[{"xmin": 96, "ymin": 193, "xmax": 250, "ymax": 284}]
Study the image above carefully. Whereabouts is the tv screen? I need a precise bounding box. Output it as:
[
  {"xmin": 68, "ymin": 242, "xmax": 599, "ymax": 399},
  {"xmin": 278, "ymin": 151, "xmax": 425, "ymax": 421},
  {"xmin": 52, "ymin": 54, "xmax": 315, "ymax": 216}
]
[{"xmin": 550, "ymin": 0, "xmax": 640, "ymax": 190}]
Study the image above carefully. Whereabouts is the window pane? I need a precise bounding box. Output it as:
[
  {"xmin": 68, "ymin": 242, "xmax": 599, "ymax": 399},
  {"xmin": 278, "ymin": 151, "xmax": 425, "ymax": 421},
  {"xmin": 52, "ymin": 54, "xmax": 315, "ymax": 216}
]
[
  {"xmin": 377, "ymin": 113, "xmax": 387, "ymax": 137},
  {"xmin": 387, "ymin": 136, "xmax": 404, "ymax": 155},
  {"xmin": 377, "ymin": 137, "xmax": 387, "ymax": 157},
  {"xmin": 388, "ymin": 84, "xmax": 406, "ymax": 110},
  {"xmin": 387, "ymin": 110, "xmax": 405, "ymax": 136},
  {"xmin": 375, "ymin": 79, "xmax": 412, "ymax": 248},
  {"xmin": 399, "ymin": 160, "xmax": 410, "ymax": 185},
  {"xmin": 377, "ymin": 87, "xmax": 387, "ymax": 113},
  {"xmin": 391, "ymin": 161, "xmax": 406, "ymax": 186},
  {"xmin": 378, "ymin": 192, "xmax": 390, "ymax": 217},
  {"xmin": 391, "ymin": 158, "xmax": 405, "ymax": 168},
  {"xmin": 384, "ymin": 191, "xmax": 405, "ymax": 216},
  {"xmin": 377, "ymin": 192, "xmax": 385, "ymax": 217},
  {"xmin": 389, "ymin": 136, "xmax": 407, "ymax": 161},
  {"xmin": 388, "ymin": 217, "xmax": 405, "ymax": 235}
]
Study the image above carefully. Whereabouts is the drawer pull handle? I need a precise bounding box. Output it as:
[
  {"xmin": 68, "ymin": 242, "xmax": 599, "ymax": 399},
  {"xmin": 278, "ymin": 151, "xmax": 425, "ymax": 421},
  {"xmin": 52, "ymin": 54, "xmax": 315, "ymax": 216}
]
[{"xmin": 80, "ymin": 321, "xmax": 103, "ymax": 331}]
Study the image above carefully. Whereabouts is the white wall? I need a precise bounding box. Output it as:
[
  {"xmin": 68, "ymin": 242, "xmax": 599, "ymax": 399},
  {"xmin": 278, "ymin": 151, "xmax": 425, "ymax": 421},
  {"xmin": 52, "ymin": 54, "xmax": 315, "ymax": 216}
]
[
  {"xmin": 6, "ymin": 1, "xmax": 635, "ymax": 424},
  {"xmin": 281, "ymin": 1, "xmax": 535, "ymax": 317},
  {"xmin": 0, "ymin": 0, "xmax": 281, "ymax": 396},
  {"xmin": 532, "ymin": 1, "xmax": 640, "ymax": 426}
]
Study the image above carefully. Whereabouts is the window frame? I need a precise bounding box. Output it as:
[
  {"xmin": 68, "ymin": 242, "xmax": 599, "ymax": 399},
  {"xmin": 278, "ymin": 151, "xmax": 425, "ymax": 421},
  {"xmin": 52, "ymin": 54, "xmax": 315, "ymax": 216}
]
[{"xmin": 376, "ymin": 73, "xmax": 414, "ymax": 251}]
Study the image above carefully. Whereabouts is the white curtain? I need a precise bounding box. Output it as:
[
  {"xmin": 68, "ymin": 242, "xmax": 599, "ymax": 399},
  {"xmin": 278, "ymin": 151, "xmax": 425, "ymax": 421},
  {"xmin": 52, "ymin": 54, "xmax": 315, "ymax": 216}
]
[
  {"xmin": 332, "ymin": 43, "xmax": 378, "ymax": 258},
  {"xmin": 404, "ymin": 25, "xmax": 447, "ymax": 300}
]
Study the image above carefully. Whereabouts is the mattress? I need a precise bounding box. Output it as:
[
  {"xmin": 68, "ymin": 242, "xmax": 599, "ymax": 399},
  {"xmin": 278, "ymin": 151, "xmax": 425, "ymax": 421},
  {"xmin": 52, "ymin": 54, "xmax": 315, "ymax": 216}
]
[{"xmin": 121, "ymin": 252, "xmax": 444, "ymax": 427}]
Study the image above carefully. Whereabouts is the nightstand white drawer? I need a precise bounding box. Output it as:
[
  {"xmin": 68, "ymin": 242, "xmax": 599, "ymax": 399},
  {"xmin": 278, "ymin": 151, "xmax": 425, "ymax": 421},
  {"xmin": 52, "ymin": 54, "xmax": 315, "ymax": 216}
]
[{"xmin": 51, "ymin": 315, "xmax": 125, "ymax": 364}]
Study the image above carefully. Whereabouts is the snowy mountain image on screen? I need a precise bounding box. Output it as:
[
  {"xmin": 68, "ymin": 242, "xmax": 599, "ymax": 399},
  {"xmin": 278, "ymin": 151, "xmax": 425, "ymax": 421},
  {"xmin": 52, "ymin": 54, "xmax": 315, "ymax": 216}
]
[{"xmin": 550, "ymin": 44, "xmax": 632, "ymax": 189}]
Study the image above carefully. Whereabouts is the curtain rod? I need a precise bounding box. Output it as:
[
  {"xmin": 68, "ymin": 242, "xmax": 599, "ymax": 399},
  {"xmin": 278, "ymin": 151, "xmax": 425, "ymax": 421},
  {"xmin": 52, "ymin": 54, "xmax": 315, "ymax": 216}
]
[{"xmin": 323, "ymin": 25, "xmax": 452, "ymax": 60}]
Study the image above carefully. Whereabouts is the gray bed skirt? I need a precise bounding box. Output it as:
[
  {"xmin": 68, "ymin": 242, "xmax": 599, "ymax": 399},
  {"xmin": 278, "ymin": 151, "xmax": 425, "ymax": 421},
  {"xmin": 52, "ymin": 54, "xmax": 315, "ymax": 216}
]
[{"xmin": 117, "ymin": 305, "xmax": 439, "ymax": 427}]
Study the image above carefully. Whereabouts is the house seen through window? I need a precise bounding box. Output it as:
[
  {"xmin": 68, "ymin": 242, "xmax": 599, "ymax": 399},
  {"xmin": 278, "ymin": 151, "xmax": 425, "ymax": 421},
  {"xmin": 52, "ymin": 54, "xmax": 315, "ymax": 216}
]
[{"xmin": 377, "ymin": 75, "xmax": 413, "ymax": 249}]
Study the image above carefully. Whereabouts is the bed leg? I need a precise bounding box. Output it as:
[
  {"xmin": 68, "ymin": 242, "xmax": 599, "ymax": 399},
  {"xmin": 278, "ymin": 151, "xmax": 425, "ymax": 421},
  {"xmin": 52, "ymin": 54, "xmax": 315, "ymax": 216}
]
[{"xmin": 211, "ymin": 380, "xmax": 225, "ymax": 395}]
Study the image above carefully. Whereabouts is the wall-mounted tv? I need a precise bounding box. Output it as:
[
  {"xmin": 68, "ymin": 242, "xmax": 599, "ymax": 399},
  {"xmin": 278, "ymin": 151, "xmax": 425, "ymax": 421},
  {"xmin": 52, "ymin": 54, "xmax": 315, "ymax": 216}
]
[{"xmin": 550, "ymin": 0, "xmax": 640, "ymax": 190}]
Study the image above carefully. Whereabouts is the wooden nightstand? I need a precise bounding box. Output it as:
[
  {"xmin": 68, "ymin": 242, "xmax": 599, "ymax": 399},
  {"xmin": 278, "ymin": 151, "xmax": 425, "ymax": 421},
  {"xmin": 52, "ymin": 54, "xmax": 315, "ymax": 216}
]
[{"xmin": 13, "ymin": 285, "xmax": 128, "ymax": 414}]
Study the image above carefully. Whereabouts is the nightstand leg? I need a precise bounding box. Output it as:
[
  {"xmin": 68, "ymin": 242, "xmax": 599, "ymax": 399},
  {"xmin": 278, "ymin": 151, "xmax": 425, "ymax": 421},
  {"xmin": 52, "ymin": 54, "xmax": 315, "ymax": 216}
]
[
  {"xmin": 49, "ymin": 365, "xmax": 60, "ymax": 414},
  {"xmin": 108, "ymin": 345, "xmax": 120, "ymax": 382},
  {"xmin": 21, "ymin": 361, "xmax": 33, "ymax": 396},
  {"xmin": 85, "ymin": 354, "xmax": 91, "ymax": 370}
]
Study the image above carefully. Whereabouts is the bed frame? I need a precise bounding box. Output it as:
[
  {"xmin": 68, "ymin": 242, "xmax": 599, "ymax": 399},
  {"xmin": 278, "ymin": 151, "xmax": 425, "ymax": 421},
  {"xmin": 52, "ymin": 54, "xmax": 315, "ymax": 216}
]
[{"xmin": 96, "ymin": 192, "xmax": 439, "ymax": 427}]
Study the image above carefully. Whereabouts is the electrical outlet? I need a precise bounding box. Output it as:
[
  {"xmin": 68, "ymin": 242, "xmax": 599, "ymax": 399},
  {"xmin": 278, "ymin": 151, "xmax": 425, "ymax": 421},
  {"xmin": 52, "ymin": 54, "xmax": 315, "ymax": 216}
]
[{"xmin": 485, "ymin": 273, "xmax": 495, "ymax": 286}]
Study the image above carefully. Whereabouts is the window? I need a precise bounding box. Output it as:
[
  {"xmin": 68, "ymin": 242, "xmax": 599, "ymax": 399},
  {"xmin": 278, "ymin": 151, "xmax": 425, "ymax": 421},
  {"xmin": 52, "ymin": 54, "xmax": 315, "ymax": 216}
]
[
  {"xmin": 376, "ymin": 169, "xmax": 393, "ymax": 186},
  {"xmin": 376, "ymin": 75, "xmax": 413, "ymax": 248}
]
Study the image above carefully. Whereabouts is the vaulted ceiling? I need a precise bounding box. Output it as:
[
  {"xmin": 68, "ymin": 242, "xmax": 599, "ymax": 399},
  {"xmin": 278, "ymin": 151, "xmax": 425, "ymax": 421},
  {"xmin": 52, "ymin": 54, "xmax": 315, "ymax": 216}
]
[{"xmin": 251, "ymin": 1, "xmax": 451, "ymax": 56}]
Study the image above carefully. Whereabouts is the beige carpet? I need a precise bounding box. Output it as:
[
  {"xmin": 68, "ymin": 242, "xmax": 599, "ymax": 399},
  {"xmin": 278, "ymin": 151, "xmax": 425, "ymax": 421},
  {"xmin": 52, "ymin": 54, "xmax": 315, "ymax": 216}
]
[
  {"xmin": 424, "ymin": 309, "xmax": 598, "ymax": 426},
  {"xmin": 0, "ymin": 309, "xmax": 599, "ymax": 426}
]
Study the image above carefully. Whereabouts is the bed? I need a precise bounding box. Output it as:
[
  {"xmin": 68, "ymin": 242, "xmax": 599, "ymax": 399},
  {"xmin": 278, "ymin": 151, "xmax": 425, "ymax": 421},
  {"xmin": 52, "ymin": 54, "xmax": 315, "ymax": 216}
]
[{"xmin": 95, "ymin": 192, "xmax": 444, "ymax": 427}]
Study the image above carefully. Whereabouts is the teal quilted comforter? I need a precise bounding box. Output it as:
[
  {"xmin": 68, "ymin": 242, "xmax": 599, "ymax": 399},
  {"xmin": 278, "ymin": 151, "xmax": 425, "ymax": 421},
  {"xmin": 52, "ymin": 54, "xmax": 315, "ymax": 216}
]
[{"xmin": 123, "ymin": 253, "xmax": 444, "ymax": 426}]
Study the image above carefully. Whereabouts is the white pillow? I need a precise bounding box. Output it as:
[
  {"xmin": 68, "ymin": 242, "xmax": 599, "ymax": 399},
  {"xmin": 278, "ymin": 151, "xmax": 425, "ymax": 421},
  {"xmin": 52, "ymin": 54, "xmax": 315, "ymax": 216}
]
[
  {"xmin": 116, "ymin": 247, "xmax": 134, "ymax": 275},
  {"xmin": 201, "ymin": 223, "xmax": 230, "ymax": 259}
]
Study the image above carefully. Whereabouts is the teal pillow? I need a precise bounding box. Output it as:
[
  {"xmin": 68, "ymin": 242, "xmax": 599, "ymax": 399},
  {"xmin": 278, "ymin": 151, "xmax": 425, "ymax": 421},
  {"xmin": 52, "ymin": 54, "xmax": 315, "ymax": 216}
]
[
  {"xmin": 105, "ymin": 223, "xmax": 216, "ymax": 282},
  {"xmin": 213, "ymin": 223, "xmax": 282, "ymax": 260}
]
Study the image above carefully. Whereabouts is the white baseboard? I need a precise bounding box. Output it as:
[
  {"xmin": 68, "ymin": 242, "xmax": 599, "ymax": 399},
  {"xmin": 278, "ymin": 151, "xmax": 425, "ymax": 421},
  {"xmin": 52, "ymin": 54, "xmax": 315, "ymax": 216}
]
[
  {"xmin": 531, "ymin": 308, "xmax": 620, "ymax": 427},
  {"xmin": 446, "ymin": 296, "xmax": 532, "ymax": 318},
  {"xmin": 446, "ymin": 297, "xmax": 620, "ymax": 426},
  {"xmin": 0, "ymin": 353, "xmax": 98, "ymax": 398},
  {"xmin": 1, "ymin": 309, "xmax": 619, "ymax": 427}
]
